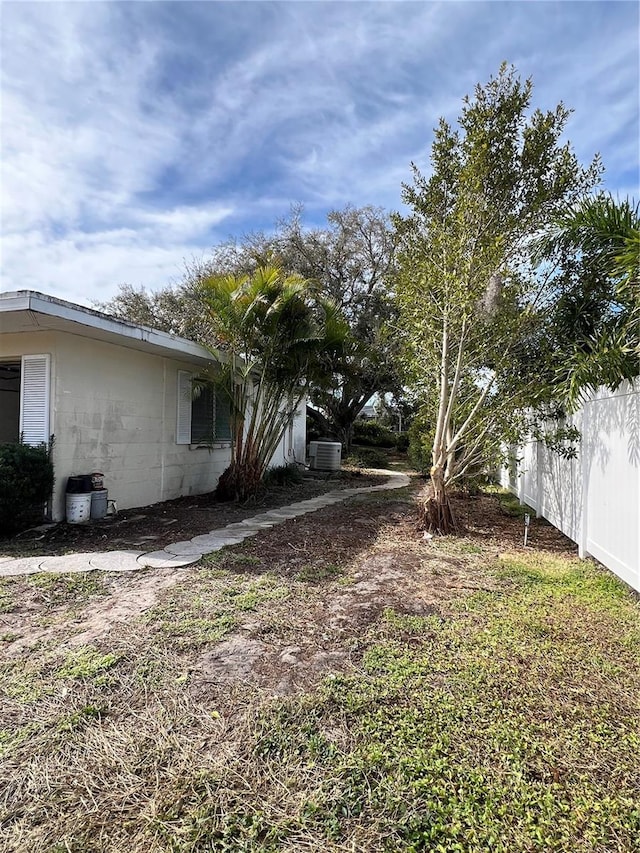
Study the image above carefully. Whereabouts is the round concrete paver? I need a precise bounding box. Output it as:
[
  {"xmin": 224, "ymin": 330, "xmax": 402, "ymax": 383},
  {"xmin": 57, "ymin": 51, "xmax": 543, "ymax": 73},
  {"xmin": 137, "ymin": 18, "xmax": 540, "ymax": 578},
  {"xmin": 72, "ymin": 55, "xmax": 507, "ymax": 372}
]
[
  {"xmin": 89, "ymin": 550, "xmax": 144, "ymax": 572},
  {"xmin": 0, "ymin": 472, "xmax": 411, "ymax": 577},
  {"xmin": 163, "ymin": 540, "xmax": 206, "ymax": 557},
  {"xmin": 210, "ymin": 534, "xmax": 247, "ymax": 546},
  {"xmin": 38, "ymin": 553, "xmax": 96, "ymax": 574},
  {"xmin": 137, "ymin": 551, "xmax": 202, "ymax": 569},
  {"xmin": 189, "ymin": 534, "xmax": 248, "ymax": 551},
  {"xmin": 231, "ymin": 524, "xmax": 262, "ymax": 536},
  {"xmin": 239, "ymin": 518, "xmax": 275, "ymax": 529},
  {"xmin": 0, "ymin": 556, "xmax": 45, "ymax": 576}
]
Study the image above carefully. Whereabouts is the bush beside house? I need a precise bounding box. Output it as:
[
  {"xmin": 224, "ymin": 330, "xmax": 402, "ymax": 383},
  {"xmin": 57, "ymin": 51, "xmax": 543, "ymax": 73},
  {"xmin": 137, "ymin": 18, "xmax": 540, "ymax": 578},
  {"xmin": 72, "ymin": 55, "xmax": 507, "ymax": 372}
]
[{"xmin": 0, "ymin": 442, "xmax": 54, "ymax": 535}]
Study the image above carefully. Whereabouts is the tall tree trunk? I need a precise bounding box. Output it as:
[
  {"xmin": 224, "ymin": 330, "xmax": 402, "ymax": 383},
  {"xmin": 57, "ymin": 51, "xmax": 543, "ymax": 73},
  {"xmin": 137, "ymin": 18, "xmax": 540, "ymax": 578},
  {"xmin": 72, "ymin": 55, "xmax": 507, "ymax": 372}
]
[
  {"xmin": 420, "ymin": 464, "xmax": 457, "ymax": 534},
  {"xmin": 339, "ymin": 422, "xmax": 354, "ymax": 453}
]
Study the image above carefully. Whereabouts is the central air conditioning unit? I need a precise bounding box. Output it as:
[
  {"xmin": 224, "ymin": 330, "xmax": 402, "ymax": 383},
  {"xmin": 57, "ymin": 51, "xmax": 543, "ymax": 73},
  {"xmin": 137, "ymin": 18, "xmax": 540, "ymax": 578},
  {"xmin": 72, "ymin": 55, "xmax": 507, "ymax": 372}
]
[{"xmin": 309, "ymin": 440, "xmax": 342, "ymax": 471}]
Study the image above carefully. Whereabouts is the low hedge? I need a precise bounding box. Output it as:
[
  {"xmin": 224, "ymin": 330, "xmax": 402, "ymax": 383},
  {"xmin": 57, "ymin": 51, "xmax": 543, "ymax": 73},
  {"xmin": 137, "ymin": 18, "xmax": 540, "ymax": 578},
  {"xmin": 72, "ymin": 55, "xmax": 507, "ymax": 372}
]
[
  {"xmin": 0, "ymin": 442, "xmax": 54, "ymax": 536},
  {"xmin": 353, "ymin": 421, "xmax": 399, "ymax": 448}
]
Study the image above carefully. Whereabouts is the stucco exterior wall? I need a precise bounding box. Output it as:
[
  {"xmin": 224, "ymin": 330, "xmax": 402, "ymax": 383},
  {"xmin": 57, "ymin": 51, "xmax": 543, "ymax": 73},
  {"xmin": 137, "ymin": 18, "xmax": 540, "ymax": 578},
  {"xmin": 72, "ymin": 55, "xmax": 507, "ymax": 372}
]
[
  {"xmin": 267, "ymin": 399, "xmax": 307, "ymax": 469},
  {"xmin": 2, "ymin": 331, "xmax": 230, "ymax": 521}
]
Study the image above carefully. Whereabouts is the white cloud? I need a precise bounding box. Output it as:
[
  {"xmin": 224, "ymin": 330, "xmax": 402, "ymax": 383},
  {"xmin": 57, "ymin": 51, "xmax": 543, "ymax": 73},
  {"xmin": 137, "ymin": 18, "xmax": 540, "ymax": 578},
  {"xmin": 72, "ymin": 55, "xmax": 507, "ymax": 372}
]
[{"xmin": 0, "ymin": 1, "xmax": 637, "ymax": 307}]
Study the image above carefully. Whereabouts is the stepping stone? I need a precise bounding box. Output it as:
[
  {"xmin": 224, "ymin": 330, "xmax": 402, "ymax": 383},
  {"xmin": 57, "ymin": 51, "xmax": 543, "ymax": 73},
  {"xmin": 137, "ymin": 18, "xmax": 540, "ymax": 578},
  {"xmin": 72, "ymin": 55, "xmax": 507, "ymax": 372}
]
[
  {"xmin": 206, "ymin": 529, "xmax": 250, "ymax": 540},
  {"xmin": 0, "ymin": 556, "xmax": 16, "ymax": 565},
  {"xmin": 137, "ymin": 551, "xmax": 201, "ymax": 569},
  {"xmin": 89, "ymin": 550, "xmax": 144, "ymax": 572},
  {"xmin": 246, "ymin": 513, "xmax": 280, "ymax": 523},
  {"xmin": 239, "ymin": 518, "xmax": 275, "ymax": 528},
  {"xmin": 233, "ymin": 526, "xmax": 261, "ymax": 537},
  {"xmin": 38, "ymin": 553, "xmax": 95, "ymax": 574},
  {"xmin": 163, "ymin": 540, "xmax": 206, "ymax": 557},
  {"xmin": 191, "ymin": 533, "xmax": 247, "ymax": 550},
  {"xmin": 0, "ymin": 556, "xmax": 45, "ymax": 576},
  {"xmin": 266, "ymin": 507, "xmax": 308, "ymax": 518}
]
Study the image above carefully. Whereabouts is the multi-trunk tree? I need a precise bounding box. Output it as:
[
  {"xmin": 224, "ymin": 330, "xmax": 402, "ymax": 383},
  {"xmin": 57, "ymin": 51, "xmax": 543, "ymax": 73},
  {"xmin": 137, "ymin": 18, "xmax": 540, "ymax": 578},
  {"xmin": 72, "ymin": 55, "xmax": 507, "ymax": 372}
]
[
  {"xmin": 394, "ymin": 64, "xmax": 601, "ymax": 533},
  {"xmin": 197, "ymin": 264, "xmax": 347, "ymax": 501}
]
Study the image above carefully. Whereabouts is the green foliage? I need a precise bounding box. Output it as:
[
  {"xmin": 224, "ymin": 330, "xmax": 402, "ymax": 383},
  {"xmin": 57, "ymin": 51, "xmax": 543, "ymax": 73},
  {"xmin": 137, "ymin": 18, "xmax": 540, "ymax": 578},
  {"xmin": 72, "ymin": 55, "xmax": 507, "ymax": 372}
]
[
  {"xmin": 198, "ymin": 264, "xmax": 348, "ymax": 501},
  {"xmin": 345, "ymin": 447, "xmax": 390, "ymax": 469},
  {"xmin": 394, "ymin": 64, "xmax": 601, "ymax": 529},
  {"xmin": 27, "ymin": 572, "xmax": 107, "ymax": 605},
  {"xmin": 353, "ymin": 420, "xmax": 397, "ymax": 447},
  {"xmin": 274, "ymin": 206, "xmax": 402, "ymax": 449},
  {"xmin": 0, "ymin": 442, "xmax": 54, "ymax": 536},
  {"xmin": 58, "ymin": 647, "xmax": 119, "ymax": 683},
  {"xmin": 537, "ymin": 193, "xmax": 639, "ymax": 408},
  {"xmin": 296, "ymin": 563, "xmax": 344, "ymax": 583},
  {"xmin": 407, "ymin": 410, "xmax": 434, "ymax": 475},
  {"xmin": 262, "ymin": 463, "xmax": 304, "ymax": 488},
  {"xmin": 99, "ymin": 206, "xmax": 402, "ymax": 453},
  {"xmin": 395, "ymin": 432, "xmax": 410, "ymax": 452}
]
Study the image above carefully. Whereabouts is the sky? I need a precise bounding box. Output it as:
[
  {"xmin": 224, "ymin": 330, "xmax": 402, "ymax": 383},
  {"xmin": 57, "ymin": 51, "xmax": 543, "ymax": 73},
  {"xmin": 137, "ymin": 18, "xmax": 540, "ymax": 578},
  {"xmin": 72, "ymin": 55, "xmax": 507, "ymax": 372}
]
[{"xmin": 1, "ymin": 0, "xmax": 638, "ymax": 308}]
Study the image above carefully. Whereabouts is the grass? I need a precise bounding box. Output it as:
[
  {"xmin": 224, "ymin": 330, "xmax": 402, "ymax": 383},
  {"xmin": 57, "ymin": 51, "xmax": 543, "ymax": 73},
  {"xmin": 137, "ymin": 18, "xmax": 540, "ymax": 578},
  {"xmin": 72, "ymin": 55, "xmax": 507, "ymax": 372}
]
[
  {"xmin": 0, "ymin": 498, "xmax": 638, "ymax": 852},
  {"xmin": 27, "ymin": 571, "xmax": 108, "ymax": 604},
  {"xmin": 484, "ymin": 484, "xmax": 536, "ymax": 519}
]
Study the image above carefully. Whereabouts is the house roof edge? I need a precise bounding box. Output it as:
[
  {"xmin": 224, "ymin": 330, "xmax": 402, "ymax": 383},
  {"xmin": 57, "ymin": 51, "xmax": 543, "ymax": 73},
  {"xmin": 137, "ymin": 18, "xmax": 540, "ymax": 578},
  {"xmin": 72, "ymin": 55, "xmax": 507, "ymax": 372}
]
[{"xmin": 0, "ymin": 289, "xmax": 222, "ymax": 365}]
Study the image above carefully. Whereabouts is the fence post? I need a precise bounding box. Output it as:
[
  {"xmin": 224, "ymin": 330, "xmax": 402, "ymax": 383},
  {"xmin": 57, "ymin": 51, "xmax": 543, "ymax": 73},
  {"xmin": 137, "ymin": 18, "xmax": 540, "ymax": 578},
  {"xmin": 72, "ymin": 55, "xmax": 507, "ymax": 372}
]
[
  {"xmin": 535, "ymin": 439, "xmax": 543, "ymax": 518},
  {"xmin": 578, "ymin": 402, "xmax": 590, "ymax": 559}
]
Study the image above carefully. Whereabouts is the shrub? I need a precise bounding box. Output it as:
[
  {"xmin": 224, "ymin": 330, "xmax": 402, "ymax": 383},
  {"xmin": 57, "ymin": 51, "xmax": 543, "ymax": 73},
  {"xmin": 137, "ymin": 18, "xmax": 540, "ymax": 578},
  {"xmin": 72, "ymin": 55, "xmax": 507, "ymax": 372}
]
[
  {"xmin": 345, "ymin": 447, "xmax": 389, "ymax": 469},
  {"xmin": 353, "ymin": 420, "xmax": 397, "ymax": 448},
  {"xmin": 262, "ymin": 463, "xmax": 304, "ymax": 488},
  {"xmin": 408, "ymin": 413, "xmax": 433, "ymax": 475},
  {"xmin": 395, "ymin": 432, "xmax": 410, "ymax": 452},
  {"xmin": 0, "ymin": 442, "xmax": 54, "ymax": 536}
]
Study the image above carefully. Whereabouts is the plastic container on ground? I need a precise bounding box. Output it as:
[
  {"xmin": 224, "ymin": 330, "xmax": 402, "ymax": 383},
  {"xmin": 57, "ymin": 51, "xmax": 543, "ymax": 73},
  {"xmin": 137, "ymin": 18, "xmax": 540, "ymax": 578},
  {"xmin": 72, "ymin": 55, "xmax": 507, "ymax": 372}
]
[
  {"xmin": 66, "ymin": 474, "xmax": 93, "ymax": 493},
  {"xmin": 90, "ymin": 489, "xmax": 108, "ymax": 520},
  {"xmin": 66, "ymin": 493, "xmax": 92, "ymax": 524}
]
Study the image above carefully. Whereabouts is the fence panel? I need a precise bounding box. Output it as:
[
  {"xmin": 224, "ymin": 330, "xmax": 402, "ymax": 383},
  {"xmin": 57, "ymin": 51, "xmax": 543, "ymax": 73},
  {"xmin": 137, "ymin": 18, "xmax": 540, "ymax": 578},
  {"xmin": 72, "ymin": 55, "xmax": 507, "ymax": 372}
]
[{"xmin": 505, "ymin": 379, "xmax": 639, "ymax": 592}]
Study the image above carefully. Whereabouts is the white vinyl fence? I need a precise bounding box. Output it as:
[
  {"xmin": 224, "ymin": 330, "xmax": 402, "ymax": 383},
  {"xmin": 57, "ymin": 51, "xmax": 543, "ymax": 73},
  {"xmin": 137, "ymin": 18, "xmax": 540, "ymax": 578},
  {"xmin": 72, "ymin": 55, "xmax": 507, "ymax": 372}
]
[{"xmin": 501, "ymin": 378, "xmax": 640, "ymax": 592}]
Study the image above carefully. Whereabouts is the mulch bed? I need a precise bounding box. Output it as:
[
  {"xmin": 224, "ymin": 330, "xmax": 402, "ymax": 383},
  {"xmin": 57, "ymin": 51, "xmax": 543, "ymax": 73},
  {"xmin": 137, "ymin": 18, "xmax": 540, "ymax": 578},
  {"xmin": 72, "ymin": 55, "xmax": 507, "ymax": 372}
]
[{"xmin": 0, "ymin": 469, "xmax": 389, "ymax": 557}]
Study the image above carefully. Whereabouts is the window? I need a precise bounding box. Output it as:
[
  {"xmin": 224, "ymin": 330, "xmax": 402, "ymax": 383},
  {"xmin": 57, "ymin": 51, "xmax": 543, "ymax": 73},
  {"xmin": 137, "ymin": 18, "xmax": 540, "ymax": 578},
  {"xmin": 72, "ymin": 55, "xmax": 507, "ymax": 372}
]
[
  {"xmin": 176, "ymin": 371, "xmax": 232, "ymax": 445},
  {"xmin": 0, "ymin": 355, "xmax": 50, "ymax": 445}
]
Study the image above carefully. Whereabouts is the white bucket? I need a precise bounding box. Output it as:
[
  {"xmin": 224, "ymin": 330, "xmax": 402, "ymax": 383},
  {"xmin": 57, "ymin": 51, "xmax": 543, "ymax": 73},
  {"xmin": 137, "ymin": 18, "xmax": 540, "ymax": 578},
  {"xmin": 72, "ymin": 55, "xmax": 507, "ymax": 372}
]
[{"xmin": 66, "ymin": 493, "xmax": 92, "ymax": 524}]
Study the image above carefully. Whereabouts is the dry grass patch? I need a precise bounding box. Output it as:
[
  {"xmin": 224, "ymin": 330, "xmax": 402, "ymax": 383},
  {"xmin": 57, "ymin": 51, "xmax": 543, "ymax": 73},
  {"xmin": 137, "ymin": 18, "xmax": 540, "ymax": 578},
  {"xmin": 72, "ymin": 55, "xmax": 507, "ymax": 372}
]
[{"xmin": 0, "ymin": 489, "xmax": 638, "ymax": 852}]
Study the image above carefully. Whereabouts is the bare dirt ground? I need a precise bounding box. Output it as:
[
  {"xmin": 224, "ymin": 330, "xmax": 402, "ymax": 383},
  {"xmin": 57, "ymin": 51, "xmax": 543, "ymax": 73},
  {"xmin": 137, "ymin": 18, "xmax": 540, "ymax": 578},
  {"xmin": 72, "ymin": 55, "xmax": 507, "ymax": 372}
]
[
  {"xmin": 5, "ymin": 482, "xmax": 632, "ymax": 853},
  {"xmin": 0, "ymin": 485, "xmax": 577, "ymax": 691},
  {"xmin": 0, "ymin": 468, "xmax": 386, "ymax": 558}
]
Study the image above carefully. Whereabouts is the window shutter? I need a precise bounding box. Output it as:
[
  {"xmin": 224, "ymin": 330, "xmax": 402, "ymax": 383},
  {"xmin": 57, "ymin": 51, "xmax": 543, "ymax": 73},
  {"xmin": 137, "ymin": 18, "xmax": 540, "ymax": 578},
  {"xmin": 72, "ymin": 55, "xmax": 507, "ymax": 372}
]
[
  {"xmin": 215, "ymin": 388, "xmax": 232, "ymax": 441},
  {"xmin": 20, "ymin": 354, "xmax": 50, "ymax": 446},
  {"xmin": 191, "ymin": 383, "xmax": 215, "ymax": 444},
  {"xmin": 176, "ymin": 370, "xmax": 192, "ymax": 445}
]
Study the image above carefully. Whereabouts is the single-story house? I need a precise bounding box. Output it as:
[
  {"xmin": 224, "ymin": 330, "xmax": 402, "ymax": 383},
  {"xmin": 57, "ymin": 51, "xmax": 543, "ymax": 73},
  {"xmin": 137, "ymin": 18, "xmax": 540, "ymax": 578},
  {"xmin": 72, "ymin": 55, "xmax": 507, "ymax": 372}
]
[{"xmin": 0, "ymin": 291, "xmax": 306, "ymax": 521}]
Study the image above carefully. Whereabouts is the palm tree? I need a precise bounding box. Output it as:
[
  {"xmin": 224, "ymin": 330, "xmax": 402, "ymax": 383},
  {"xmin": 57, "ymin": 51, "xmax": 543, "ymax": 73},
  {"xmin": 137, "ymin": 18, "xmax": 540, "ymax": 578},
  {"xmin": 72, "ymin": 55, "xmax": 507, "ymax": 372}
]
[
  {"xmin": 198, "ymin": 264, "xmax": 347, "ymax": 500},
  {"xmin": 540, "ymin": 193, "xmax": 639, "ymax": 406}
]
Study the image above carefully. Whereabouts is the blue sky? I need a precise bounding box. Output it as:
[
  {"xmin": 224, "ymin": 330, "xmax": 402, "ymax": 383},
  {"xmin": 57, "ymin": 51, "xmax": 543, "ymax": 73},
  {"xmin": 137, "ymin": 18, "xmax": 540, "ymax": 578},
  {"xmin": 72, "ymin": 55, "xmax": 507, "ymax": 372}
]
[{"xmin": 1, "ymin": 1, "xmax": 638, "ymax": 307}]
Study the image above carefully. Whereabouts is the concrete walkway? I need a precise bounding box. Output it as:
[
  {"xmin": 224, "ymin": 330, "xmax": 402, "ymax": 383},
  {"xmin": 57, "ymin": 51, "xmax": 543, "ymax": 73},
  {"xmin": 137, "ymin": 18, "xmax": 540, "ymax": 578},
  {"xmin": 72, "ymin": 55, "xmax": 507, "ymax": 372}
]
[{"xmin": 0, "ymin": 470, "xmax": 410, "ymax": 578}]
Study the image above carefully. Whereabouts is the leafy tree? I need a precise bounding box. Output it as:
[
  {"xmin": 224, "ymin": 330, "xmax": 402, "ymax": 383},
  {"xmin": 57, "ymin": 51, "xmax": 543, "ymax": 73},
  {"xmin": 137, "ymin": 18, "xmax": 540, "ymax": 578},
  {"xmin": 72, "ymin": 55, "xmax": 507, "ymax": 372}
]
[
  {"xmin": 394, "ymin": 64, "xmax": 600, "ymax": 533},
  {"xmin": 98, "ymin": 207, "xmax": 400, "ymax": 450},
  {"xmin": 274, "ymin": 207, "xmax": 400, "ymax": 449},
  {"xmin": 197, "ymin": 265, "xmax": 347, "ymax": 501},
  {"xmin": 182, "ymin": 206, "xmax": 400, "ymax": 449},
  {"xmin": 94, "ymin": 283, "xmax": 221, "ymax": 348},
  {"xmin": 538, "ymin": 193, "xmax": 639, "ymax": 407}
]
